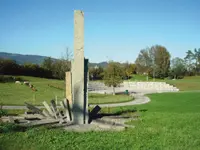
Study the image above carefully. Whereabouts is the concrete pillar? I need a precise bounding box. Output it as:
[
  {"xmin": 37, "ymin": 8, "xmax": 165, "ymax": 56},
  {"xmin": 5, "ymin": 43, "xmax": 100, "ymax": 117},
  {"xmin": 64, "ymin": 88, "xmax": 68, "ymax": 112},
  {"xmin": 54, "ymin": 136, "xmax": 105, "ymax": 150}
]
[{"xmin": 72, "ymin": 10, "xmax": 85, "ymax": 124}]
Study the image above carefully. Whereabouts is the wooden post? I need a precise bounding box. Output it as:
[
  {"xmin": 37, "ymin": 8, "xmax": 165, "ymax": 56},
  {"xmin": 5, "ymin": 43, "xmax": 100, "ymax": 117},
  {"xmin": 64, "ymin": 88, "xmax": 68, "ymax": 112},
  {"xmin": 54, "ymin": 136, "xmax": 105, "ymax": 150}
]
[{"xmin": 65, "ymin": 72, "xmax": 72, "ymax": 104}]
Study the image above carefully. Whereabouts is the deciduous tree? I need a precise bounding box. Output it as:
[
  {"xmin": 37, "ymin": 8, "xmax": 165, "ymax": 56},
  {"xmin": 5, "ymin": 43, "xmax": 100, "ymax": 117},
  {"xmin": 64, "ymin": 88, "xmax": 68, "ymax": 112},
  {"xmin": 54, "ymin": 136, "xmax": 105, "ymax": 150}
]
[
  {"xmin": 170, "ymin": 57, "xmax": 186, "ymax": 79},
  {"xmin": 135, "ymin": 45, "xmax": 171, "ymax": 79},
  {"xmin": 103, "ymin": 61, "xmax": 123, "ymax": 95}
]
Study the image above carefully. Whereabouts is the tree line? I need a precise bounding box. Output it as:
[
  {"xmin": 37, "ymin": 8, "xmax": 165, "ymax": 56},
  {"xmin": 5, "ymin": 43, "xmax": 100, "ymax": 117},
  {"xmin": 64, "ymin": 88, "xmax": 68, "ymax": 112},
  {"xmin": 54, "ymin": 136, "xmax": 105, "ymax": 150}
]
[
  {"xmin": 91, "ymin": 45, "xmax": 200, "ymax": 84},
  {"xmin": 1, "ymin": 45, "xmax": 200, "ymax": 83},
  {"xmin": 135, "ymin": 45, "xmax": 200, "ymax": 79},
  {"xmin": 0, "ymin": 55, "xmax": 71, "ymax": 80},
  {"xmin": 0, "ymin": 58, "xmax": 53, "ymax": 78},
  {"xmin": 100, "ymin": 45, "xmax": 200, "ymax": 95}
]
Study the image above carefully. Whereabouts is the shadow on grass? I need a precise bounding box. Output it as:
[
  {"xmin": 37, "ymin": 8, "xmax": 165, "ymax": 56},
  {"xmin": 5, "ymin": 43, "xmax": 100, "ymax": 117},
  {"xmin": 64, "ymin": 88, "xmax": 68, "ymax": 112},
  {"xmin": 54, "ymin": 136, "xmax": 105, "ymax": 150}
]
[
  {"xmin": 89, "ymin": 105, "xmax": 148, "ymax": 124},
  {"xmin": 0, "ymin": 103, "xmax": 148, "ymax": 133}
]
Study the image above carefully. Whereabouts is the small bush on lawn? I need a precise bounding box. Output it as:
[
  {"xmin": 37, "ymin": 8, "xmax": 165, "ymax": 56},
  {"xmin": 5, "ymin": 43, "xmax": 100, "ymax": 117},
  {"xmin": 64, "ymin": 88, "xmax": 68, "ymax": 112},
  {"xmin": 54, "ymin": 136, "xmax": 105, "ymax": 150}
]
[
  {"xmin": 0, "ymin": 123, "xmax": 24, "ymax": 133},
  {"xmin": 0, "ymin": 109, "xmax": 7, "ymax": 118}
]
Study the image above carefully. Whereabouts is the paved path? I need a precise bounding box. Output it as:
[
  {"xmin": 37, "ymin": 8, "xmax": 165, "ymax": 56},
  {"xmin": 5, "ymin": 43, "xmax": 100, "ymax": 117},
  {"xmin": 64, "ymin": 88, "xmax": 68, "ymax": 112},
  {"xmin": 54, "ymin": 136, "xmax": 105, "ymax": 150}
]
[
  {"xmin": 2, "ymin": 105, "xmax": 43, "ymax": 110},
  {"xmin": 90, "ymin": 93, "xmax": 150, "ymax": 107},
  {"xmin": 2, "ymin": 93, "xmax": 150, "ymax": 109}
]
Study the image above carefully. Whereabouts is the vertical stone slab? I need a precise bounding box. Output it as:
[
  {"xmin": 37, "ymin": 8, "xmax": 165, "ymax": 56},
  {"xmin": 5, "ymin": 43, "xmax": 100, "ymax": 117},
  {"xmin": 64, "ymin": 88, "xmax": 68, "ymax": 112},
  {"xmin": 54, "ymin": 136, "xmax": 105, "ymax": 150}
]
[
  {"xmin": 84, "ymin": 59, "xmax": 89, "ymax": 124},
  {"xmin": 72, "ymin": 10, "xmax": 85, "ymax": 124},
  {"xmin": 65, "ymin": 72, "xmax": 72, "ymax": 104}
]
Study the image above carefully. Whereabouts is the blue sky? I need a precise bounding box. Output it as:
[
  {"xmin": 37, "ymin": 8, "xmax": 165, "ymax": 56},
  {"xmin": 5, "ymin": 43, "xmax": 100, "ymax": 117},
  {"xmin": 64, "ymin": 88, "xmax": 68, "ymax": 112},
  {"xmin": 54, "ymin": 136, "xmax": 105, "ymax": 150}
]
[{"xmin": 0, "ymin": 0, "xmax": 199, "ymax": 63}]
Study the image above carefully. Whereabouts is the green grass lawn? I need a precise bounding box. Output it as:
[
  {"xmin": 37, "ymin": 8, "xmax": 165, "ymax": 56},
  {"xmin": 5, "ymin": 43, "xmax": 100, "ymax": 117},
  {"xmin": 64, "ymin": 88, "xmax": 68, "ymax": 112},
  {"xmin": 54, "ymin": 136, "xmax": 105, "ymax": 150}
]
[
  {"xmin": 130, "ymin": 74, "xmax": 164, "ymax": 82},
  {"xmin": 0, "ymin": 76, "xmax": 132, "ymax": 105},
  {"xmin": 0, "ymin": 76, "xmax": 65, "ymax": 105},
  {"xmin": 166, "ymin": 76, "xmax": 200, "ymax": 91},
  {"xmin": 1, "ymin": 92, "xmax": 200, "ymax": 150},
  {"xmin": 88, "ymin": 93, "xmax": 133, "ymax": 104}
]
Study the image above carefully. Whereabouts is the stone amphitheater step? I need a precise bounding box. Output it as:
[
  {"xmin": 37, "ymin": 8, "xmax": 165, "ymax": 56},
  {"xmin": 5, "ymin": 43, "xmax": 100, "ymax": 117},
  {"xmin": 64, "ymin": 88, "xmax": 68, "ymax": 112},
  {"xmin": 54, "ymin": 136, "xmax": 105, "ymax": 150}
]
[{"xmin": 88, "ymin": 81, "xmax": 179, "ymax": 93}]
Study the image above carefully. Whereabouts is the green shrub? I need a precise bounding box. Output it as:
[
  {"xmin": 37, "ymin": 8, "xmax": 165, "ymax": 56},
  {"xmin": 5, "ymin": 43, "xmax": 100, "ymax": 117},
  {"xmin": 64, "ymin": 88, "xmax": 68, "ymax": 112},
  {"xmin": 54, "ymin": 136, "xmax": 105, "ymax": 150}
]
[
  {"xmin": 0, "ymin": 109, "xmax": 7, "ymax": 118},
  {"xmin": 0, "ymin": 123, "xmax": 23, "ymax": 133},
  {"xmin": 0, "ymin": 75, "xmax": 24, "ymax": 83}
]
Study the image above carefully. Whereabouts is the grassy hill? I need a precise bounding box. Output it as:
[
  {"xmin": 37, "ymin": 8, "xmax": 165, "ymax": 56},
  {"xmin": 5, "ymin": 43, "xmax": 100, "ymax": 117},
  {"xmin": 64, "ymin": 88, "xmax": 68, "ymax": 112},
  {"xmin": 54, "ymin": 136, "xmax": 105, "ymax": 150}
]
[
  {"xmin": 0, "ymin": 76, "xmax": 65, "ymax": 105},
  {"xmin": 0, "ymin": 75, "xmax": 131, "ymax": 105}
]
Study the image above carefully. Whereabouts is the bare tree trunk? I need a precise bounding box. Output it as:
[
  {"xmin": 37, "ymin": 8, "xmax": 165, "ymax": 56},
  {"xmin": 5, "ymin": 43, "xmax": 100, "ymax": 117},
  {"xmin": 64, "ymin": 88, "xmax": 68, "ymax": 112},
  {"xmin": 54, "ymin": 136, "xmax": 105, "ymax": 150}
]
[{"xmin": 112, "ymin": 86, "xmax": 115, "ymax": 95}]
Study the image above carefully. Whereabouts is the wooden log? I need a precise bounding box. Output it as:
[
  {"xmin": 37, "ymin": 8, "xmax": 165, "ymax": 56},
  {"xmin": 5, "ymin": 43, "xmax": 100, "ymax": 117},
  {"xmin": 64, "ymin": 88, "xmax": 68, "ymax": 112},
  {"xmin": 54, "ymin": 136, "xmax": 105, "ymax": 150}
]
[{"xmin": 24, "ymin": 102, "xmax": 44, "ymax": 116}]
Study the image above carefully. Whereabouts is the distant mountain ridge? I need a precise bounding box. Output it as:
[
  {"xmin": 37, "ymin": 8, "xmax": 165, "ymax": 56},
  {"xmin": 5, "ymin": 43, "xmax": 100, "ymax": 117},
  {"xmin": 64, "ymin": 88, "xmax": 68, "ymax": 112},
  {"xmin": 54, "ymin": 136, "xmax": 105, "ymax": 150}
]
[
  {"xmin": 0, "ymin": 52, "xmax": 108, "ymax": 68},
  {"xmin": 0, "ymin": 52, "xmax": 48, "ymax": 65}
]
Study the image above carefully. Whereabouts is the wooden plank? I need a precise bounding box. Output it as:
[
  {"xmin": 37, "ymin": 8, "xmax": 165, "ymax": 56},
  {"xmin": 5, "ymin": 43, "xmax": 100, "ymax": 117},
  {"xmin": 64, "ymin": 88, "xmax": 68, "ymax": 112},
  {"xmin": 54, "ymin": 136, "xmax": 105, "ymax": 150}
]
[
  {"xmin": 24, "ymin": 102, "xmax": 44, "ymax": 116},
  {"xmin": 42, "ymin": 101, "xmax": 55, "ymax": 118},
  {"xmin": 50, "ymin": 100, "xmax": 59, "ymax": 119},
  {"xmin": 42, "ymin": 110, "xmax": 52, "ymax": 118},
  {"xmin": 51, "ymin": 106, "xmax": 58, "ymax": 119},
  {"xmin": 60, "ymin": 101, "xmax": 65, "ymax": 109},
  {"xmin": 66, "ymin": 72, "xmax": 72, "ymax": 104}
]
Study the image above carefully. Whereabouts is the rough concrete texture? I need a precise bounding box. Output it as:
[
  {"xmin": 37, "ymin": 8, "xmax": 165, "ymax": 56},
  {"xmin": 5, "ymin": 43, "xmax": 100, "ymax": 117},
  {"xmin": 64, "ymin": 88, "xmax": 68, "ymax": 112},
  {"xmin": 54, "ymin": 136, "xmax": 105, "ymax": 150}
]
[
  {"xmin": 72, "ymin": 10, "xmax": 85, "ymax": 124},
  {"xmin": 89, "ymin": 81, "xmax": 179, "ymax": 94},
  {"xmin": 63, "ymin": 116, "xmax": 136, "ymax": 132}
]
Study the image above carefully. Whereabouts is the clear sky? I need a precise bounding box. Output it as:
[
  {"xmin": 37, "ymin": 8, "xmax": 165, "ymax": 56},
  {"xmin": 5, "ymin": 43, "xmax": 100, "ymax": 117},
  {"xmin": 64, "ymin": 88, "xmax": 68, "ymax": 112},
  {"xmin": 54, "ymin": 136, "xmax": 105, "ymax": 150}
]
[{"xmin": 0, "ymin": 0, "xmax": 199, "ymax": 63}]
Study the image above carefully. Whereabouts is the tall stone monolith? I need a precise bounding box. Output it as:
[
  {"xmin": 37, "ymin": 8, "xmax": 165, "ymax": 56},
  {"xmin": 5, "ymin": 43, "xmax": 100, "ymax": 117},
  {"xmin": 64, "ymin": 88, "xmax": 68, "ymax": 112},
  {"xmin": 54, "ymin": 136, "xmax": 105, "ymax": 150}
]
[{"xmin": 72, "ymin": 10, "xmax": 88, "ymax": 124}]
